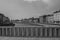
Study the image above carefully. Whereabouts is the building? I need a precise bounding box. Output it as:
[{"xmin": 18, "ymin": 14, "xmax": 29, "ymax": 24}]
[
  {"xmin": 53, "ymin": 11, "xmax": 60, "ymax": 24},
  {"xmin": 39, "ymin": 16, "xmax": 44, "ymax": 23},
  {"xmin": 39, "ymin": 15, "xmax": 48, "ymax": 23},
  {"xmin": 33, "ymin": 18, "xmax": 39, "ymax": 23},
  {"xmin": 3, "ymin": 17, "xmax": 10, "ymax": 24},
  {"xmin": 0, "ymin": 13, "xmax": 11, "ymax": 24},
  {"xmin": 39, "ymin": 10, "xmax": 60, "ymax": 24},
  {"xmin": 28, "ymin": 17, "xmax": 34, "ymax": 23},
  {"xmin": 39, "ymin": 14, "xmax": 54, "ymax": 24},
  {"xmin": 21, "ymin": 17, "xmax": 39, "ymax": 23},
  {"xmin": 46, "ymin": 14, "xmax": 54, "ymax": 24}
]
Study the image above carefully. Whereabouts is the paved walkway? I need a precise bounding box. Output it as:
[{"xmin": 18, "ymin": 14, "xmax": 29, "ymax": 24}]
[{"xmin": 0, "ymin": 37, "xmax": 60, "ymax": 40}]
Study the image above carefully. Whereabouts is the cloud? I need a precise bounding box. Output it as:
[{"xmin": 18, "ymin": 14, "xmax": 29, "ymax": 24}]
[
  {"xmin": 42, "ymin": 0, "xmax": 50, "ymax": 3},
  {"xmin": 24, "ymin": 0, "xmax": 37, "ymax": 1},
  {"xmin": 44, "ymin": 0, "xmax": 60, "ymax": 13},
  {"xmin": 24, "ymin": 0, "xmax": 40, "ymax": 3},
  {"xmin": 42, "ymin": 0, "xmax": 51, "ymax": 3},
  {"xmin": 42, "ymin": 0, "xmax": 53, "ymax": 6}
]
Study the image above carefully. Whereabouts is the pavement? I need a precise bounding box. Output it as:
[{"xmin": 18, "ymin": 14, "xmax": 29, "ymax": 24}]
[{"xmin": 0, "ymin": 37, "xmax": 60, "ymax": 40}]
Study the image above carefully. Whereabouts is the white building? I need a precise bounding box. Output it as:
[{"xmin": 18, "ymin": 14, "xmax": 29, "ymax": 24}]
[
  {"xmin": 53, "ymin": 13, "xmax": 60, "ymax": 21},
  {"xmin": 53, "ymin": 12, "xmax": 60, "ymax": 24}
]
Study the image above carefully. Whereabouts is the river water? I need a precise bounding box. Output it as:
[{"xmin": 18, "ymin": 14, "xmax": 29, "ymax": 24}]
[{"xmin": 14, "ymin": 23, "xmax": 42, "ymax": 27}]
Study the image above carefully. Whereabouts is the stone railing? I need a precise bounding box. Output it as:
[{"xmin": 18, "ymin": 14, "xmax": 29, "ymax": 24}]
[{"xmin": 0, "ymin": 27, "xmax": 60, "ymax": 37}]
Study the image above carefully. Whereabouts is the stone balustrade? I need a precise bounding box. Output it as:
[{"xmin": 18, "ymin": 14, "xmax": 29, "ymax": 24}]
[{"xmin": 0, "ymin": 27, "xmax": 60, "ymax": 37}]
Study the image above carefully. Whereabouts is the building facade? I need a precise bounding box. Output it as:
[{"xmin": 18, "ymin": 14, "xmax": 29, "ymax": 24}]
[
  {"xmin": 39, "ymin": 14, "xmax": 54, "ymax": 24},
  {"xmin": 53, "ymin": 12, "xmax": 60, "ymax": 24},
  {"xmin": 39, "ymin": 16, "xmax": 44, "ymax": 23},
  {"xmin": 33, "ymin": 18, "xmax": 39, "ymax": 23},
  {"xmin": 0, "ymin": 13, "xmax": 10, "ymax": 24}
]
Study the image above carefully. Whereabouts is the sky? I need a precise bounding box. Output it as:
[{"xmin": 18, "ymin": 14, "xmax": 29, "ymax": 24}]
[{"xmin": 0, "ymin": 0, "xmax": 60, "ymax": 20}]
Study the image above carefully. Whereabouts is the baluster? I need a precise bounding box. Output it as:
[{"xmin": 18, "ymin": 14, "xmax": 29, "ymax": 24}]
[
  {"xmin": 43, "ymin": 28, "xmax": 45, "ymax": 37},
  {"xmin": 8, "ymin": 28, "xmax": 10, "ymax": 36},
  {"xmin": 0, "ymin": 28, "xmax": 2, "ymax": 36},
  {"xmin": 19, "ymin": 28, "xmax": 20, "ymax": 37},
  {"xmin": 54, "ymin": 28, "xmax": 57, "ymax": 37},
  {"xmin": 58, "ymin": 28, "xmax": 60, "ymax": 37},
  {"xmin": 13, "ymin": 27, "xmax": 15, "ymax": 36},
  {"xmin": 31, "ymin": 28, "xmax": 33, "ymax": 37},
  {"xmin": 12, "ymin": 28, "xmax": 14, "ymax": 37},
  {"xmin": 38, "ymin": 28, "xmax": 40, "ymax": 37},
  {"xmin": 28, "ymin": 28, "xmax": 31, "ymax": 37},
  {"xmin": 6, "ymin": 27, "xmax": 7, "ymax": 36},
  {"xmin": 26, "ymin": 28, "xmax": 29, "ymax": 37},
  {"xmin": 22, "ymin": 28, "xmax": 24, "ymax": 37},
  {"xmin": 4, "ymin": 28, "xmax": 6, "ymax": 36},
  {"xmin": 2, "ymin": 27, "xmax": 4, "ymax": 36},
  {"xmin": 35, "ymin": 28, "xmax": 38, "ymax": 37},
  {"xmin": 20, "ymin": 27, "xmax": 22, "ymax": 37},
  {"xmin": 10, "ymin": 28, "xmax": 12, "ymax": 36},
  {"xmin": 17, "ymin": 28, "xmax": 19, "ymax": 36},
  {"xmin": 20, "ymin": 28, "xmax": 22, "ymax": 37},
  {"xmin": 3, "ymin": 27, "xmax": 6, "ymax": 36},
  {"xmin": 45, "ymin": 28, "xmax": 47, "ymax": 37},
  {"xmin": 1, "ymin": 28, "xmax": 2, "ymax": 36},
  {"xmin": 40, "ymin": 28, "xmax": 43, "ymax": 37},
  {"xmin": 3, "ymin": 28, "xmax": 5, "ymax": 36},
  {"xmin": 49, "ymin": 28, "xmax": 52, "ymax": 37},
  {"xmin": 15, "ymin": 28, "xmax": 18, "ymax": 36},
  {"xmin": 47, "ymin": 28, "xmax": 49, "ymax": 37}
]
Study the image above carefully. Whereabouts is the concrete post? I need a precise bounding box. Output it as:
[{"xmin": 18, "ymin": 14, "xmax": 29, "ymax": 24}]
[
  {"xmin": 31, "ymin": 28, "xmax": 33, "ymax": 37},
  {"xmin": 49, "ymin": 28, "xmax": 52, "ymax": 37},
  {"xmin": 22, "ymin": 28, "xmax": 24, "ymax": 37},
  {"xmin": 10, "ymin": 28, "xmax": 12, "ymax": 36},
  {"xmin": 26, "ymin": 28, "xmax": 29, "ymax": 37},
  {"xmin": 35, "ymin": 28, "xmax": 38, "ymax": 37},
  {"xmin": 6, "ymin": 27, "xmax": 8, "ymax": 36},
  {"xmin": 2, "ymin": 27, "xmax": 4, "ymax": 36},
  {"xmin": 13, "ymin": 27, "xmax": 15, "ymax": 36},
  {"xmin": 40, "ymin": 28, "xmax": 43, "ymax": 37},
  {"xmin": 0, "ymin": 28, "xmax": 2, "ymax": 36},
  {"xmin": 17, "ymin": 28, "xmax": 19, "ymax": 37},
  {"xmin": 58, "ymin": 28, "xmax": 60, "ymax": 37},
  {"xmin": 45, "ymin": 28, "xmax": 47, "ymax": 37},
  {"xmin": 54, "ymin": 28, "xmax": 57, "ymax": 37}
]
